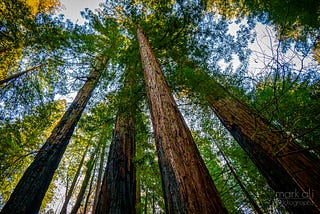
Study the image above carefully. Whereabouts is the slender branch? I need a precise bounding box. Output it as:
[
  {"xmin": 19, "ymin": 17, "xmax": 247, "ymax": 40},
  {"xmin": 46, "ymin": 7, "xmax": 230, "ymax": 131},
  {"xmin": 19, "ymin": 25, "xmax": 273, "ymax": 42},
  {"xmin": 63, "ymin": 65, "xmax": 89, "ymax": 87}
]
[{"xmin": 0, "ymin": 65, "xmax": 42, "ymax": 85}]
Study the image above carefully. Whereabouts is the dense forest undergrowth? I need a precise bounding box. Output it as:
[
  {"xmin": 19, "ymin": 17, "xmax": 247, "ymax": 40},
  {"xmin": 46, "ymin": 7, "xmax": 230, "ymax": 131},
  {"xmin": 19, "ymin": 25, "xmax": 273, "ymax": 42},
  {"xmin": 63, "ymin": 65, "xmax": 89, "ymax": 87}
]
[{"xmin": 0, "ymin": 0, "xmax": 320, "ymax": 213}]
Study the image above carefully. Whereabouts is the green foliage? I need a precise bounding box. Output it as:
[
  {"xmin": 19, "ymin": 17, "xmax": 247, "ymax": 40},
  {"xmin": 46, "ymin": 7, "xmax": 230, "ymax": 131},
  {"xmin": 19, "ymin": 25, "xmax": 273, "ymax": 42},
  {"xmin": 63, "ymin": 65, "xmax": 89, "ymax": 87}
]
[
  {"xmin": 0, "ymin": 0, "xmax": 65, "ymax": 79},
  {"xmin": 253, "ymin": 75, "xmax": 320, "ymax": 155},
  {"xmin": 0, "ymin": 0, "xmax": 33, "ymax": 78},
  {"xmin": 205, "ymin": 0, "xmax": 320, "ymax": 64},
  {"xmin": 206, "ymin": 0, "xmax": 320, "ymax": 38},
  {"xmin": 134, "ymin": 112, "xmax": 165, "ymax": 214},
  {"xmin": 0, "ymin": 100, "xmax": 65, "ymax": 205},
  {"xmin": 0, "ymin": 8, "xmax": 76, "ymax": 120},
  {"xmin": 1, "ymin": 0, "xmax": 319, "ymax": 212}
]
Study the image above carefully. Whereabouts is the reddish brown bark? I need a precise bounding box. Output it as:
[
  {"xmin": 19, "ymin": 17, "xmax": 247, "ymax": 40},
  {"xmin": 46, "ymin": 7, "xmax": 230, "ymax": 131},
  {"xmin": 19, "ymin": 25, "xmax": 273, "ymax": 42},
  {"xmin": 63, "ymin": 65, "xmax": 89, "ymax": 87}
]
[
  {"xmin": 1, "ymin": 58, "xmax": 108, "ymax": 214},
  {"xmin": 210, "ymin": 93, "xmax": 320, "ymax": 213},
  {"xmin": 95, "ymin": 90, "xmax": 136, "ymax": 214},
  {"xmin": 137, "ymin": 26, "xmax": 227, "ymax": 214},
  {"xmin": 180, "ymin": 69, "xmax": 320, "ymax": 213}
]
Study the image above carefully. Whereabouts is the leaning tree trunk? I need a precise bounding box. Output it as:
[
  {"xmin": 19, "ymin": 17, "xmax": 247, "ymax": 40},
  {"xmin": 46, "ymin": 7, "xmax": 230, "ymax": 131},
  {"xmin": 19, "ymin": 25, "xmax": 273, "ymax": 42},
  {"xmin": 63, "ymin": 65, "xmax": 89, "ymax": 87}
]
[
  {"xmin": 83, "ymin": 166, "xmax": 96, "ymax": 214},
  {"xmin": 137, "ymin": 26, "xmax": 227, "ymax": 214},
  {"xmin": 180, "ymin": 69, "xmax": 320, "ymax": 213},
  {"xmin": 216, "ymin": 143, "xmax": 263, "ymax": 214},
  {"xmin": 60, "ymin": 145, "xmax": 89, "ymax": 214},
  {"xmin": 95, "ymin": 79, "xmax": 136, "ymax": 214},
  {"xmin": 1, "ymin": 58, "xmax": 108, "ymax": 214},
  {"xmin": 0, "ymin": 64, "xmax": 41, "ymax": 85},
  {"xmin": 70, "ymin": 151, "xmax": 97, "ymax": 214},
  {"xmin": 92, "ymin": 140, "xmax": 107, "ymax": 214}
]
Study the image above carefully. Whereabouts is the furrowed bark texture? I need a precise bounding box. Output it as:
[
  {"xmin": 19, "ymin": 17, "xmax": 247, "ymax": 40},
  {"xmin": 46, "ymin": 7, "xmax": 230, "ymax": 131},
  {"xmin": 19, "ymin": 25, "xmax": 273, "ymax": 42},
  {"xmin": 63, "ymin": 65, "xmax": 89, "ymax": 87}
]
[
  {"xmin": 95, "ymin": 109, "xmax": 136, "ymax": 213},
  {"xmin": 210, "ymin": 93, "xmax": 320, "ymax": 213},
  {"xmin": 137, "ymin": 26, "xmax": 227, "ymax": 214},
  {"xmin": 183, "ymin": 70, "xmax": 320, "ymax": 213},
  {"xmin": 1, "ymin": 58, "xmax": 107, "ymax": 214}
]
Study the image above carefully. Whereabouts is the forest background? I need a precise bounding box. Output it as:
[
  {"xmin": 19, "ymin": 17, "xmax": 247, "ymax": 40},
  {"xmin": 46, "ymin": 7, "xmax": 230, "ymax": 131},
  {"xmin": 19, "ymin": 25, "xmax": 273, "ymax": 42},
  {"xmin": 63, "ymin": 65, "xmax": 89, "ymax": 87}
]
[{"xmin": 0, "ymin": 0, "xmax": 319, "ymax": 213}]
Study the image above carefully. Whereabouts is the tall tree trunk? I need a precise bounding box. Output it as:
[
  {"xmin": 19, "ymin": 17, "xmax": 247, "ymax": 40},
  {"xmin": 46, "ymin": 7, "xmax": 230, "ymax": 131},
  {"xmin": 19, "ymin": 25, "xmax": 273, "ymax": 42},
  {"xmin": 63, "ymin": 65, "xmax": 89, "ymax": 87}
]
[
  {"xmin": 60, "ymin": 145, "xmax": 89, "ymax": 214},
  {"xmin": 1, "ymin": 57, "xmax": 108, "ymax": 214},
  {"xmin": 92, "ymin": 141, "xmax": 107, "ymax": 214},
  {"xmin": 152, "ymin": 191, "xmax": 155, "ymax": 214},
  {"xmin": 65, "ymin": 173, "xmax": 69, "ymax": 199},
  {"xmin": 144, "ymin": 188, "xmax": 148, "ymax": 214},
  {"xmin": 137, "ymin": 26, "xmax": 227, "ymax": 214},
  {"xmin": 83, "ymin": 162, "xmax": 97, "ymax": 214},
  {"xmin": 70, "ymin": 151, "xmax": 97, "ymax": 214},
  {"xmin": 216, "ymin": 143, "xmax": 263, "ymax": 214},
  {"xmin": 180, "ymin": 69, "xmax": 320, "ymax": 213},
  {"xmin": 95, "ymin": 79, "xmax": 136, "ymax": 214}
]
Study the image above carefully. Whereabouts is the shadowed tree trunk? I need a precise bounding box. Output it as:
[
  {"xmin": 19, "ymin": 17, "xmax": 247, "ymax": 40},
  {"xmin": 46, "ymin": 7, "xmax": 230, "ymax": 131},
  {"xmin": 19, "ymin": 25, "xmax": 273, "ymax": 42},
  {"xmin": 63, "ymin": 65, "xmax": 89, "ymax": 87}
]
[
  {"xmin": 83, "ymin": 165, "xmax": 96, "ymax": 214},
  {"xmin": 95, "ymin": 79, "xmax": 136, "ymax": 214},
  {"xmin": 70, "ymin": 151, "xmax": 97, "ymax": 214},
  {"xmin": 0, "ymin": 57, "xmax": 108, "ymax": 214},
  {"xmin": 137, "ymin": 26, "xmax": 228, "ymax": 214},
  {"xmin": 92, "ymin": 141, "xmax": 107, "ymax": 214},
  {"xmin": 144, "ymin": 188, "xmax": 148, "ymax": 214},
  {"xmin": 179, "ymin": 69, "xmax": 320, "ymax": 213},
  {"xmin": 136, "ymin": 175, "xmax": 142, "ymax": 214},
  {"xmin": 60, "ymin": 145, "xmax": 89, "ymax": 214}
]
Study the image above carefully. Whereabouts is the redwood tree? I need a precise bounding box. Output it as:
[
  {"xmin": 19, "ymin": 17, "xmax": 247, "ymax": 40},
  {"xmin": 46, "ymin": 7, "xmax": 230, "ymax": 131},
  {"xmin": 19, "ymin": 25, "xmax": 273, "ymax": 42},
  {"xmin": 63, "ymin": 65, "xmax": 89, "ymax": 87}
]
[
  {"xmin": 0, "ymin": 57, "xmax": 108, "ymax": 214},
  {"xmin": 137, "ymin": 26, "xmax": 227, "ymax": 213},
  {"xmin": 95, "ymin": 79, "xmax": 137, "ymax": 214},
  {"xmin": 179, "ymin": 68, "xmax": 320, "ymax": 213}
]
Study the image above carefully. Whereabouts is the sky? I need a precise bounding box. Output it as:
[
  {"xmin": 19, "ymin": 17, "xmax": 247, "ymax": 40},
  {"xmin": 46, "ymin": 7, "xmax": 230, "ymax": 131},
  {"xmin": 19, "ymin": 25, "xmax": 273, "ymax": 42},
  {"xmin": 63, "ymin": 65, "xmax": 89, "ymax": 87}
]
[
  {"xmin": 58, "ymin": 0, "xmax": 104, "ymax": 24},
  {"xmin": 53, "ymin": 0, "xmax": 105, "ymax": 102}
]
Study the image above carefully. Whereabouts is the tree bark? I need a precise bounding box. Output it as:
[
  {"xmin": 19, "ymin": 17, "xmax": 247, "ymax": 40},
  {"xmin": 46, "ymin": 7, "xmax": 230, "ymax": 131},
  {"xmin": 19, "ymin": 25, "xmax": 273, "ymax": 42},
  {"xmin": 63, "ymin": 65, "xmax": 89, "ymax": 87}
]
[
  {"xmin": 137, "ymin": 26, "xmax": 227, "ymax": 214},
  {"xmin": 95, "ymin": 80, "xmax": 136, "ymax": 214},
  {"xmin": 60, "ymin": 145, "xmax": 89, "ymax": 214},
  {"xmin": 1, "ymin": 57, "xmax": 108, "ymax": 214},
  {"xmin": 180, "ymin": 69, "xmax": 320, "ymax": 213},
  {"xmin": 70, "ymin": 151, "xmax": 97, "ymax": 214}
]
